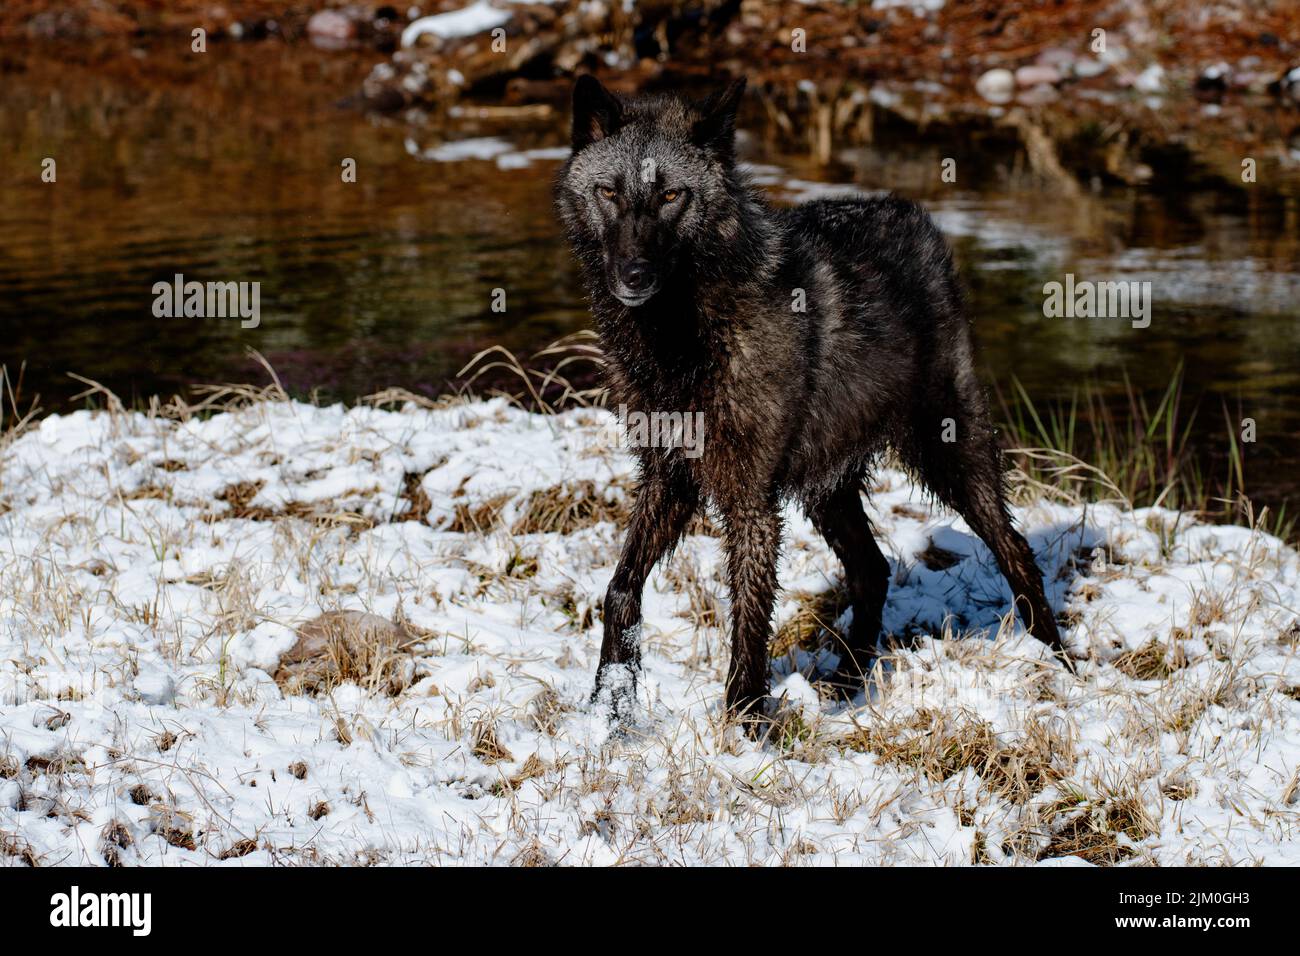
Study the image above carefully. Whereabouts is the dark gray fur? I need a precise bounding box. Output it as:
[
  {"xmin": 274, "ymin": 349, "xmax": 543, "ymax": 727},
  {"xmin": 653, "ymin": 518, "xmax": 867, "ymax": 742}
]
[{"xmin": 554, "ymin": 76, "xmax": 1066, "ymax": 722}]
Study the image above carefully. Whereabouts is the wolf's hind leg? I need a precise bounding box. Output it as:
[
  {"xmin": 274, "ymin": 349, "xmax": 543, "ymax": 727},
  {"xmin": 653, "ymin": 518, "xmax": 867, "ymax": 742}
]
[
  {"xmin": 806, "ymin": 480, "xmax": 891, "ymax": 683},
  {"xmin": 949, "ymin": 469, "xmax": 1064, "ymax": 654},
  {"xmin": 596, "ymin": 470, "xmax": 697, "ymax": 720},
  {"xmin": 906, "ymin": 398, "xmax": 1065, "ymax": 657}
]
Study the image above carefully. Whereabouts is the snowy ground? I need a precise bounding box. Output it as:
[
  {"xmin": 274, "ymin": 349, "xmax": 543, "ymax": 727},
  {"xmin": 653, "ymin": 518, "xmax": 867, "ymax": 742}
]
[{"xmin": 1, "ymin": 396, "xmax": 1298, "ymax": 866}]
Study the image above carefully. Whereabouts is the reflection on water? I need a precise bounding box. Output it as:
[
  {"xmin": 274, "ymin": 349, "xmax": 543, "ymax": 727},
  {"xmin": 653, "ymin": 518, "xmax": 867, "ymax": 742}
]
[{"xmin": 2, "ymin": 41, "xmax": 1298, "ymax": 507}]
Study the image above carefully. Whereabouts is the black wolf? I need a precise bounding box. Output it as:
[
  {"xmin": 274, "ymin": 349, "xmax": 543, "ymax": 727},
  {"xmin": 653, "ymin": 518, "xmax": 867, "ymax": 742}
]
[{"xmin": 554, "ymin": 75, "xmax": 1066, "ymax": 720}]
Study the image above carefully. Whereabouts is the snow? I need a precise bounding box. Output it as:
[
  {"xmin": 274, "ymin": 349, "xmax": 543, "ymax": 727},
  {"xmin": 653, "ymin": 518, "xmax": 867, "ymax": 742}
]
[
  {"xmin": 1, "ymin": 398, "xmax": 1298, "ymax": 866},
  {"xmin": 401, "ymin": 1, "xmax": 512, "ymax": 47},
  {"xmin": 405, "ymin": 135, "xmax": 515, "ymax": 163}
]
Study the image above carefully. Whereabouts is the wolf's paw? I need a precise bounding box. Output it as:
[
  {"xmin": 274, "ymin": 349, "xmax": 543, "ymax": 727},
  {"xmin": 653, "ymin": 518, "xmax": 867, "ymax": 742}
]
[
  {"xmin": 591, "ymin": 663, "xmax": 640, "ymax": 727},
  {"xmin": 814, "ymin": 644, "xmax": 879, "ymax": 697}
]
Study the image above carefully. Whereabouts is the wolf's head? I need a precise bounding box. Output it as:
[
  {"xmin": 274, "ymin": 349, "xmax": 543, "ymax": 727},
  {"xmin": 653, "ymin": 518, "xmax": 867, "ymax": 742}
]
[{"xmin": 554, "ymin": 75, "xmax": 749, "ymax": 308}]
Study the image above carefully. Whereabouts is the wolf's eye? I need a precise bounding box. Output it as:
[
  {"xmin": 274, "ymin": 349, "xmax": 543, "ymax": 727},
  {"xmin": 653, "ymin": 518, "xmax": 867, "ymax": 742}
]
[
  {"xmin": 661, "ymin": 190, "xmax": 680, "ymax": 203},
  {"xmin": 598, "ymin": 186, "xmax": 617, "ymax": 201}
]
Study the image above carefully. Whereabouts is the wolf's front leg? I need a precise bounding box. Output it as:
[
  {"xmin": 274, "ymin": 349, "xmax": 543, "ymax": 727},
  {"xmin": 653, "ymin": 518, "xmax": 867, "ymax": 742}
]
[
  {"xmin": 720, "ymin": 503, "xmax": 783, "ymax": 724},
  {"xmin": 594, "ymin": 470, "xmax": 697, "ymax": 722}
]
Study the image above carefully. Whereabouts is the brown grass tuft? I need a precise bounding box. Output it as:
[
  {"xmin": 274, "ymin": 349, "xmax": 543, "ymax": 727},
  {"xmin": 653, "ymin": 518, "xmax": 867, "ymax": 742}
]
[
  {"xmin": 393, "ymin": 472, "xmax": 433, "ymax": 523},
  {"xmin": 99, "ymin": 819, "xmax": 133, "ymax": 867},
  {"xmin": 510, "ymin": 839, "xmax": 554, "ymax": 867},
  {"xmin": 663, "ymin": 558, "xmax": 724, "ymax": 634},
  {"xmin": 1112, "ymin": 640, "xmax": 1186, "ymax": 681},
  {"xmin": 527, "ymin": 686, "xmax": 571, "ymax": 736},
  {"xmin": 275, "ymin": 611, "xmax": 418, "ymax": 697},
  {"xmin": 1, "ymin": 830, "xmax": 39, "ymax": 867},
  {"xmin": 772, "ymin": 586, "xmax": 851, "ymax": 658},
  {"xmin": 512, "ymin": 480, "xmax": 629, "ymax": 534},
  {"xmin": 491, "ymin": 753, "xmax": 549, "ymax": 795},
  {"xmin": 216, "ymin": 480, "xmax": 265, "ymax": 517},
  {"xmin": 1038, "ymin": 795, "xmax": 1156, "ymax": 865},
  {"xmin": 843, "ymin": 710, "xmax": 1073, "ymax": 804},
  {"xmin": 446, "ymin": 493, "xmax": 511, "ymax": 534},
  {"xmin": 128, "ymin": 783, "xmax": 154, "ymax": 805},
  {"xmin": 218, "ymin": 838, "xmax": 258, "ymax": 860},
  {"xmin": 152, "ymin": 809, "xmax": 196, "ymax": 851},
  {"xmin": 472, "ymin": 720, "xmax": 514, "ymax": 765}
]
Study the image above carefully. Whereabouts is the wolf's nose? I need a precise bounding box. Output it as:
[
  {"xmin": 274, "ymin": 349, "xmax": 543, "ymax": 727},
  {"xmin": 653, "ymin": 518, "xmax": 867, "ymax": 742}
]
[{"xmin": 619, "ymin": 259, "xmax": 656, "ymax": 291}]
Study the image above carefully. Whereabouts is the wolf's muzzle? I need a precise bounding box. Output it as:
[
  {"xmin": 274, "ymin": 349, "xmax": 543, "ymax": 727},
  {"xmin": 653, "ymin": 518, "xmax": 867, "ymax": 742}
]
[{"xmin": 611, "ymin": 258, "xmax": 659, "ymax": 306}]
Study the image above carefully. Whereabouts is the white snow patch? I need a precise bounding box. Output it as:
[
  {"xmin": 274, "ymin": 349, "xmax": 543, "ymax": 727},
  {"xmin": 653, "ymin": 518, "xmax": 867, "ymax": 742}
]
[{"xmin": 1, "ymin": 399, "xmax": 1298, "ymax": 865}]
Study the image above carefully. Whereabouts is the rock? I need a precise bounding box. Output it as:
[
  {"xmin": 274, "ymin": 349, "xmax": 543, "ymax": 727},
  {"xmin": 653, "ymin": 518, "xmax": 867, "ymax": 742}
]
[
  {"xmin": 1018, "ymin": 83, "xmax": 1059, "ymax": 105},
  {"xmin": 976, "ymin": 68, "xmax": 1015, "ymax": 103},
  {"xmin": 1276, "ymin": 66, "xmax": 1300, "ymax": 100},
  {"xmin": 1132, "ymin": 64, "xmax": 1165, "ymax": 94},
  {"xmin": 307, "ymin": 10, "xmax": 358, "ymax": 41},
  {"xmin": 1015, "ymin": 65, "xmax": 1061, "ymax": 87},
  {"xmin": 1034, "ymin": 48, "xmax": 1075, "ymax": 71},
  {"xmin": 25, "ymin": 8, "xmax": 135, "ymax": 38},
  {"xmin": 361, "ymin": 0, "xmax": 731, "ymax": 107},
  {"xmin": 1073, "ymin": 57, "xmax": 1108, "ymax": 79},
  {"xmin": 1230, "ymin": 71, "xmax": 1267, "ymax": 93},
  {"xmin": 274, "ymin": 611, "xmax": 418, "ymax": 695},
  {"xmin": 1195, "ymin": 62, "xmax": 1230, "ymax": 94}
]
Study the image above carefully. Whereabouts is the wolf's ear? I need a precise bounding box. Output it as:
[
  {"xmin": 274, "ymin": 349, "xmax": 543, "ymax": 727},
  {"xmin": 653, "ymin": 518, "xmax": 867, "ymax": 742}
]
[
  {"xmin": 692, "ymin": 77, "xmax": 747, "ymax": 157},
  {"xmin": 572, "ymin": 75, "xmax": 623, "ymax": 151}
]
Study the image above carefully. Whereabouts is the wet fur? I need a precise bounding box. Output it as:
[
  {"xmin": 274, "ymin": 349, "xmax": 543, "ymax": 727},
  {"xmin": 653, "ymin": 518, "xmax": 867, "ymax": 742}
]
[{"xmin": 554, "ymin": 76, "xmax": 1065, "ymax": 721}]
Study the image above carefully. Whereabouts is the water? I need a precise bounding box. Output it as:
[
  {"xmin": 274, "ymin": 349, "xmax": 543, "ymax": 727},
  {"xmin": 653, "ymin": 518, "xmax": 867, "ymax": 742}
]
[{"xmin": 2, "ymin": 41, "xmax": 1297, "ymax": 510}]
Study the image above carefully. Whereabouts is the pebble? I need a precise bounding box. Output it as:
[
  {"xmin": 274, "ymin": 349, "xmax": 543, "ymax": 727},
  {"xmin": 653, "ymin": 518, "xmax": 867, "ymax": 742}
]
[
  {"xmin": 307, "ymin": 10, "xmax": 358, "ymax": 40},
  {"xmin": 1073, "ymin": 57, "xmax": 1108, "ymax": 79},
  {"xmin": 1133, "ymin": 64, "xmax": 1165, "ymax": 94},
  {"xmin": 976, "ymin": 68, "xmax": 1015, "ymax": 103},
  {"xmin": 1015, "ymin": 65, "xmax": 1061, "ymax": 87}
]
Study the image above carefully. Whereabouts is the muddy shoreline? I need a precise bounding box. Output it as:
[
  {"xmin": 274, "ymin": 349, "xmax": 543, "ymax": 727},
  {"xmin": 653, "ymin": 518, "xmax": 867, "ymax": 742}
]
[{"xmin": 6, "ymin": 2, "xmax": 1300, "ymax": 199}]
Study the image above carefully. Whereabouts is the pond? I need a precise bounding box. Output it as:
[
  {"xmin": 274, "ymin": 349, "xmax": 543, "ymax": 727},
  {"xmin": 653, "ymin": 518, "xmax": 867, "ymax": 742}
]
[{"xmin": 2, "ymin": 40, "xmax": 1297, "ymax": 512}]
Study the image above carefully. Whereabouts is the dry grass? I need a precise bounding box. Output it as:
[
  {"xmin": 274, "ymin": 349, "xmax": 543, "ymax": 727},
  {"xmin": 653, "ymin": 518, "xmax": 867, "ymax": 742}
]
[
  {"xmin": 663, "ymin": 555, "xmax": 725, "ymax": 634},
  {"xmin": 446, "ymin": 494, "xmax": 511, "ymax": 534},
  {"xmin": 527, "ymin": 686, "xmax": 572, "ymax": 736},
  {"xmin": 1, "ymin": 830, "xmax": 39, "ymax": 867},
  {"xmin": 771, "ymin": 586, "xmax": 851, "ymax": 658},
  {"xmin": 99, "ymin": 819, "xmax": 134, "ymax": 866},
  {"xmin": 394, "ymin": 472, "xmax": 433, "ymax": 523},
  {"xmin": 455, "ymin": 331, "xmax": 607, "ymax": 414},
  {"xmin": 151, "ymin": 808, "xmax": 196, "ymax": 851},
  {"xmin": 843, "ymin": 709, "xmax": 1074, "ymax": 805},
  {"xmin": 2, "ymin": 357, "xmax": 1297, "ymax": 866},
  {"xmin": 273, "ymin": 611, "xmax": 421, "ymax": 697},
  {"xmin": 512, "ymin": 480, "xmax": 630, "ymax": 535},
  {"xmin": 218, "ymin": 838, "xmax": 258, "ymax": 860},
  {"xmin": 1038, "ymin": 794, "xmax": 1157, "ymax": 865},
  {"xmin": 472, "ymin": 720, "xmax": 515, "ymax": 765},
  {"xmin": 1112, "ymin": 639, "xmax": 1186, "ymax": 681}
]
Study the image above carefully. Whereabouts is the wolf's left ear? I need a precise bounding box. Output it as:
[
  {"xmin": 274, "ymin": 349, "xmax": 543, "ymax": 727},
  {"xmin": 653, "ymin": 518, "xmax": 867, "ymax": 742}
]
[
  {"xmin": 572, "ymin": 75, "xmax": 623, "ymax": 151},
  {"xmin": 692, "ymin": 77, "xmax": 747, "ymax": 157}
]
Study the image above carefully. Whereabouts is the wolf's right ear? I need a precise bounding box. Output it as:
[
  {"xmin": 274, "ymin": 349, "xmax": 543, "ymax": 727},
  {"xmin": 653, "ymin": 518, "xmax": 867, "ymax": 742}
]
[
  {"xmin": 571, "ymin": 75, "xmax": 623, "ymax": 151},
  {"xmin": 692, "ymin": 77, "xmax": 746, "ymax": 158}
]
